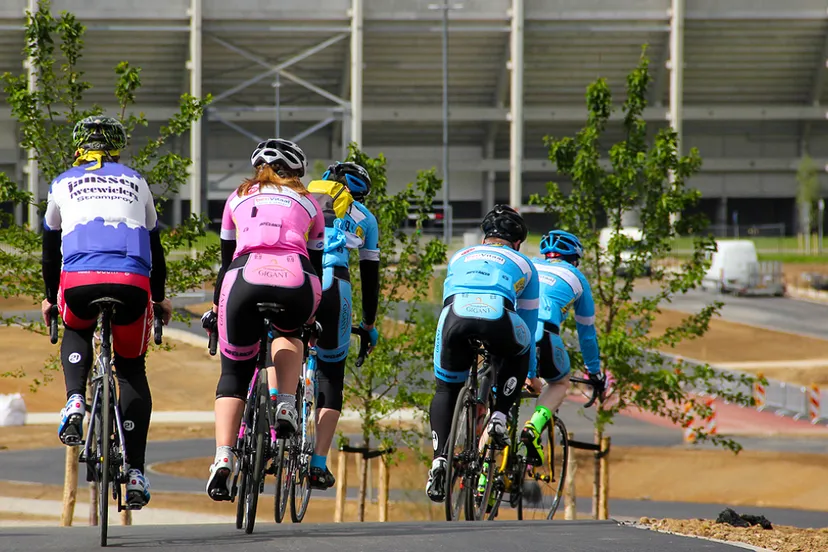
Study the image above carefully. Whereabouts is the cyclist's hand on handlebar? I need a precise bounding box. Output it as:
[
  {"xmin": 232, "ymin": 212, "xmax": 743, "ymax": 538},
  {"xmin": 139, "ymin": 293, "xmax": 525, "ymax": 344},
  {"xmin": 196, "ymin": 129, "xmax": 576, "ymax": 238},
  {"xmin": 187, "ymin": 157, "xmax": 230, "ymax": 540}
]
[
  {"xmin": 360, "ymin": 321, "xmax": 378, "ymax": 352},
  {"xmin": 524, "ymin": 377, "xmax": 543, "ymax": 396},
  {"xmin": 201, "ymin": 308, "xmax": 218, "ymax": 333},
  {"xmin": 588, "ymin": 371, "xmax": 607, "ymax": 399},
  {"xmin": 153, "ymin": 298, "xmax": 173, "ymax": 325},
  {"xmin": 41, "ymin": 299, "xmax": 54, "ymax": 325}
]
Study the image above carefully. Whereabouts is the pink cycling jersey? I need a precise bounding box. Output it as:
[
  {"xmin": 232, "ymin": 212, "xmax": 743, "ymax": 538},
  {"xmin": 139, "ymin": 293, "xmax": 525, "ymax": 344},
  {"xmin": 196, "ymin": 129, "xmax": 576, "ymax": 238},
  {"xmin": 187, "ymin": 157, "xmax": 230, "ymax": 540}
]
[{"xmin": 220, "ymin": 184, "xmax": 325, "ymax": 260}]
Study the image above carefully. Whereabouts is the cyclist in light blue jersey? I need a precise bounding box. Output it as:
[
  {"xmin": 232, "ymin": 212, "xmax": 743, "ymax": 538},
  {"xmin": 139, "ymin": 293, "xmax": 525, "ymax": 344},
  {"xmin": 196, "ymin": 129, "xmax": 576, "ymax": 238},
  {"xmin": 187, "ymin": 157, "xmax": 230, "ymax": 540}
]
[
  {"xmin": 426, "ymin": 205, "xmax": 539, "ymax": 503},
  {"xmin": 309, "ymin": 162, "xmax": 380, "ymax": 490},
  {"xmin": 520, "ymin": 230, "xmax": 605, "ymax": 465}
]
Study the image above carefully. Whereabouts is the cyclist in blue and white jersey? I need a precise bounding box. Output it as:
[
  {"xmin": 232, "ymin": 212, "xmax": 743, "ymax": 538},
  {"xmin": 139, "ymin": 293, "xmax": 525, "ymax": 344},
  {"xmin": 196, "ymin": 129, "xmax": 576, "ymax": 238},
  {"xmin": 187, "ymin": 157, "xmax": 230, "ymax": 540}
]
[
  {"xmin": 520, "ymin": 230, "xmax": 605, "ymax": 465},
  {"xmin": 309, "ymin": 162, "xmax": 380, "ymax": 489},
  {"xmin": 425, "ymin": 205, "xmax": 539, "ymax": 503}
]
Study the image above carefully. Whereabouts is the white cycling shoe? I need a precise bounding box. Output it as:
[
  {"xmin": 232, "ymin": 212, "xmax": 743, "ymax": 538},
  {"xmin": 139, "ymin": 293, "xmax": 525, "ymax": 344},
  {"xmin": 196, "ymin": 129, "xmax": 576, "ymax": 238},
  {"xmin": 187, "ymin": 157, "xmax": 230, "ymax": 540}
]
[
  {"xmin": 274, "ymin": 401, "xmax": 299, "ymax": 436},
  {"xmin": 206, "ymin": 449, "xmax": 234, "ymax": 502},
  {"xmin": 126, "ymin": 469, "xmax": 151, "ymax": 507}
]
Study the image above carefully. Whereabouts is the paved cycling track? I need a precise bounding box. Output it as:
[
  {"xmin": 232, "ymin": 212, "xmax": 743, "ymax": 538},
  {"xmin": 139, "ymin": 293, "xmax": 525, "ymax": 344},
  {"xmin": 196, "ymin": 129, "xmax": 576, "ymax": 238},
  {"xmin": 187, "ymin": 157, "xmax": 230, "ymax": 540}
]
[{"xmin": 0, "ymin": 520, "xmax": 764, "ymax": 551}]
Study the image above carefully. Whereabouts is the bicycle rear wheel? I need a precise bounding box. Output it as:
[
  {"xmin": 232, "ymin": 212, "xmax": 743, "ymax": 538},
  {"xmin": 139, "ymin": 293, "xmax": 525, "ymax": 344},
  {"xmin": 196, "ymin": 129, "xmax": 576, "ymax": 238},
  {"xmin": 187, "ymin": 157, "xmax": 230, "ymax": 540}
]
[
  {"xmin": 290, "ymin": 379, "xmax": 312, "ymax": 523},
  {"xmin": 520, "ymin": 416, "xmax": 569, "ymax": 520},
  {"xmin": 99, "ymin": 355, "xmax": 112, "ymax": 546},
  {"xmin": 273, "ymin": 438, "xmax": 290, "ymax": 523},
  {"xmin": 244, "ymin": 374, "xmax": 269, "ymax": 534},
  {"xmin": 445, "ymin": 385, "xmax": 475, "ymax": 521}
]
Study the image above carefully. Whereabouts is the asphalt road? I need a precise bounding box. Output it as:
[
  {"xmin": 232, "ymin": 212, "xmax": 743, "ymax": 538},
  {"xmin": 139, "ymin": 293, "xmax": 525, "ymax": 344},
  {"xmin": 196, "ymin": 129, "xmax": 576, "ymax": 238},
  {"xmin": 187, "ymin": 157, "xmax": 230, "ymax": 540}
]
[
  {"xmin": 0, "ymin": 520, "xmax": 753, "ymax": 552},
  {"xmin": 633, "ymin": 287, "xmax": 828, "ymax": 340}
]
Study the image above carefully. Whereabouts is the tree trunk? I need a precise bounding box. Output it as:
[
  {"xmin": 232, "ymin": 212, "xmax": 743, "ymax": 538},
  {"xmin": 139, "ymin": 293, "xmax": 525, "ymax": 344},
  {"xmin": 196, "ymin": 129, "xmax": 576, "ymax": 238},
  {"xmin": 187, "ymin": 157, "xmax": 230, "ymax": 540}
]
[
  {"xmin": 592, "ymin": 427, "xmax": 601, "ymax": 520},
  {"xmin": 357, "ymin": 436, "xmax": 369, "ymax": 522}
]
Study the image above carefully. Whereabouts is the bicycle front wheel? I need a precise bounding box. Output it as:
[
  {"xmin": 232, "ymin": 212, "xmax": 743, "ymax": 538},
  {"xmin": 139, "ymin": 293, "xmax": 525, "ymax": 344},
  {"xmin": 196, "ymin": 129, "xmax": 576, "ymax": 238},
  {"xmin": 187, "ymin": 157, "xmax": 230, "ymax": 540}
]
[
  {"xmin": 520, "ymin": 416, "xmax": 569, "ymax": 520},
  {"xmin": 289, "ymin": 449, "xmax": 311, "ymax": 522}
]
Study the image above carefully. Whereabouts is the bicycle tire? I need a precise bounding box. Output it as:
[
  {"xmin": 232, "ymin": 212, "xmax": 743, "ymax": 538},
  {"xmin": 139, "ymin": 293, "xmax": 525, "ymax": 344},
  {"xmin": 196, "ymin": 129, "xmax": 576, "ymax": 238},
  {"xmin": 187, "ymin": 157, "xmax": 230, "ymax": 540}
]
[
  {"xmin": 235, "ymin": 467, "xmax": 247, "ymax": 530},
  {"xmin": 444, "ymin": 385, "xmax": 473, "ymax": 521},
  {"xmin": 289, "ymin": 447, "xmax": 311, "ymax": 522},
  {"xmin": 273, "ymin": 438, "xmax": 290, "ymax": 523},
  {"xmin": 545, "ymin": 416, "xmax": 569, "ymax": 520},
  {"xmin": 99, "ymin": 326, "xmax": 112, "ymax": 547},
  {"xmin": 474, "ymin": 442, "xmax": 496, "ymax": 521},
  {"xmin": 244, "ymin": 375, "xmax": 268, "ymax": 534}
]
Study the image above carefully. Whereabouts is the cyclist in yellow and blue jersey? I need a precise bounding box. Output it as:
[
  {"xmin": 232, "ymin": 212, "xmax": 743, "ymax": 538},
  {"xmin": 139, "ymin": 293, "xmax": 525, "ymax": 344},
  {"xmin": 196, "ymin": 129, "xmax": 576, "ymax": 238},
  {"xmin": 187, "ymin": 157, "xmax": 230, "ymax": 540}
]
[
  {"xmin": 520, "ymin": 230, "xmax": 606, "ymax": 466},
  {"xmin": 426, "ymin": 205, "xmax": 539, "ymax": 503},
  {"xmin": 308, "ymin": 161, "xmax": 380, "ymax": 490}
]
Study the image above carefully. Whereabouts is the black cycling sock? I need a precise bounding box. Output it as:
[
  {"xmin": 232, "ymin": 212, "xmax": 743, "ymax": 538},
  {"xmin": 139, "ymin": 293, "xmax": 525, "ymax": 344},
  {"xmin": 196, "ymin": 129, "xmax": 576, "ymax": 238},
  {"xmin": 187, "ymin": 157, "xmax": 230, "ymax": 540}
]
[
  {"xmin": 61, "ymin": 325, "xmax": 95, "ymax": 399},
  {"xmin": 114, "ymin": 353, "xmax": 152, "ymax": 473},
  {"xmin": 429, "ymin": 380, "xmax": 464, "ymax": 460}
]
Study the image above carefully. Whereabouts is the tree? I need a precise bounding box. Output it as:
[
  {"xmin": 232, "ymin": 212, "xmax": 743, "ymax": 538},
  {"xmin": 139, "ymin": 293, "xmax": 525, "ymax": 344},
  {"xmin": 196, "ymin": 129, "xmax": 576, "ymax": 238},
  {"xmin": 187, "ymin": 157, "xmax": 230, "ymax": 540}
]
[
  {"xmin": 796, "ymin": 154, "xmax": 820, "ymax": 252},
  {"xmin": 530, "ymin": 48, "xmax": 758, "ymax": 455},
  {"xmin": 339, "ymin": 144, "xmax": 447, "ymax": 521},
  {"xmin": 0, "ymin": 0, "xmax": 216, "ymax": 388}
]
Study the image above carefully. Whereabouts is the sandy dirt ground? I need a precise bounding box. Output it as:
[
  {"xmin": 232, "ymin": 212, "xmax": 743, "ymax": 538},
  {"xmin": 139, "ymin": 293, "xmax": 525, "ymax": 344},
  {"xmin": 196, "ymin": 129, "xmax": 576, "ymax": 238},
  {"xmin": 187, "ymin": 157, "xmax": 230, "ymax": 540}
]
[
  {"xmin": 0, "ymin": 326, "xmax": 219, "ymax": 413},
  {"xmin": 643, "ymin": 518, "xmax": 828, "ymax": 552},
  {"xmin": 651, "ymin": 309, "xmax": 828, "ymax": 364},
  {"xmin": 149, "ymin": 445, "xmax": 828, "ymax": 514},
  {"xmin": 0, "ymin": 423, "xmax": 217, "ymax": 451}
]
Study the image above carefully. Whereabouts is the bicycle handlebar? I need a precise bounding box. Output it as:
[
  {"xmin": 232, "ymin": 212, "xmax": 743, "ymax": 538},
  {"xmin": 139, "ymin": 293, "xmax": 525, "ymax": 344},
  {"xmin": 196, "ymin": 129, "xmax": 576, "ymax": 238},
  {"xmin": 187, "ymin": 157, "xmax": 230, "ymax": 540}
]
[
  {"xmin": 152, "ymin": 304, "xmax": 164, "ymax": 345},
  {"xmin": 350, "ymin": 326, "xmax": 371, "ymax": 367},
  {"xmin": 570, "ymin": 376, "xmax": 602, "ymax": 408},
  {"xmin": 49, "ymin": 304, "xmax": 59, "ymax": 344}
]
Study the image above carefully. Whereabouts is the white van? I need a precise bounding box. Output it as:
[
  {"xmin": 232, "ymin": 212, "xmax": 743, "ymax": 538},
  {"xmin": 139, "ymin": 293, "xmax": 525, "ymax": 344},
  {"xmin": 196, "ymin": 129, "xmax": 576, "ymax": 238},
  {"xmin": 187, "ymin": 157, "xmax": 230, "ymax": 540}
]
[
  {"xmin": 700, "ymin": 240, "xmax": 784, "ymax": 296},
  {"xmin": 598, "ymin": 226, "xmax": 652, "ymax": 276}
]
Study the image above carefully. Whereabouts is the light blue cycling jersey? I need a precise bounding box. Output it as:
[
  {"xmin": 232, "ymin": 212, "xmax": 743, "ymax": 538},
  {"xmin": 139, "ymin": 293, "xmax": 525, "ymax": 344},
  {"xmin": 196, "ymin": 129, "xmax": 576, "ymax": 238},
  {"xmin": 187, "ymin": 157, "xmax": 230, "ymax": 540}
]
[
  {"xmin": 322, "ymin": 200, "xmax": 380, "ymax": 270},
  {"xmin": 532, "ymin": 257, "xmax": 601, "ymax": 375},
  {"xmin": 443, "ymin": 244, "xmax": 540, "ymax": 373}
]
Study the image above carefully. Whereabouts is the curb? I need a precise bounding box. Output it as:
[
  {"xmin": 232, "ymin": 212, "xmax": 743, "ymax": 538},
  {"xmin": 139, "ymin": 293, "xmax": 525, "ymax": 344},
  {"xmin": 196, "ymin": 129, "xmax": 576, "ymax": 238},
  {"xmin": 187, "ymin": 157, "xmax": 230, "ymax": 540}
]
[{"xmin": 623, "ymin": 522, "xmax": 776, "ymax": 552}]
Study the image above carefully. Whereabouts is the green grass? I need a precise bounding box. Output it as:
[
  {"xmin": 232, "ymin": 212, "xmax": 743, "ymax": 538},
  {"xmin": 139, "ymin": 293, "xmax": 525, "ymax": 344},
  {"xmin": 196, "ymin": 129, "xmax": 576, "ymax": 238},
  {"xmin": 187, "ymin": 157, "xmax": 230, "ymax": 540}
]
[{"xmin": 168, "ymin": 230, "xmax": 220, "ymax": 253}]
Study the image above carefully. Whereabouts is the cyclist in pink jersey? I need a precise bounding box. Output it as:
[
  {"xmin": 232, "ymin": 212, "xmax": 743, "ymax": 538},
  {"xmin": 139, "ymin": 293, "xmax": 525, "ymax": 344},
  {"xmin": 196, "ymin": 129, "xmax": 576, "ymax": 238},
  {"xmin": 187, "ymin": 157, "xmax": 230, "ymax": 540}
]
[{"xmin": 201, "ymin": 139, "xmax": 325, "ymax": 501}]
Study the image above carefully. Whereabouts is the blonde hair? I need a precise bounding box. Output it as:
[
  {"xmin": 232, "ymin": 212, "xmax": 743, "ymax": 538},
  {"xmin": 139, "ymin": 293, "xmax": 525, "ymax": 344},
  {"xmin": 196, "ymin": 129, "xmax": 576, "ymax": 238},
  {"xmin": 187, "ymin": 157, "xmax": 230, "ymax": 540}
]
[{"xmin": 238, "ymin": 164, "xmax": 309, "ymax": 196}]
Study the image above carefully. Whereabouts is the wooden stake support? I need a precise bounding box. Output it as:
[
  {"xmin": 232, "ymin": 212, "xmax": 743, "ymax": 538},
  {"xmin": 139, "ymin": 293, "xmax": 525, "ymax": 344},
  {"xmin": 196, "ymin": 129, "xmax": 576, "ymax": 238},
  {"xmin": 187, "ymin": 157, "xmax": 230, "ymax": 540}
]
[
  {"xmin": 334, "ymin": 439, "xmax": 349, "ymax": 522},
  {"xmin": 60, "ymin": 446, "xmax": 79, "ymax": 526},
  {"xmin": 564, "ymin": 432, "xmax": 577, "ymax": 520},
  {"xmin": 378, "ymin": 457, "xmax": 389, "ymax": 522}
]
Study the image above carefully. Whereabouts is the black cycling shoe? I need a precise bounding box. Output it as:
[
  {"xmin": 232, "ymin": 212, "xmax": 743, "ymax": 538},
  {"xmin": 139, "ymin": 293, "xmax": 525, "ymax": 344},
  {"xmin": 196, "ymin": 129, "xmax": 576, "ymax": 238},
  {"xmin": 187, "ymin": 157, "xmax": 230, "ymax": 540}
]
[
  {"xmin": 309, "ymin": 466, "xmax": 336, "ymax": 490},
  {"xmin": 59, "ymin": 414, "xmax": 84, "ymax": 446}
]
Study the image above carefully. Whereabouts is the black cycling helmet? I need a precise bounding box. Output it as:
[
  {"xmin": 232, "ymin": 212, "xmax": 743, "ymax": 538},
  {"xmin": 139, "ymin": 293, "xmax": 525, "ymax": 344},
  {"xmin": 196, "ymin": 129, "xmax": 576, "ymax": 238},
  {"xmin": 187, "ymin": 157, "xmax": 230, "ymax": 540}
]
[
  {"xmin": 323, "ymin": 161, "xmax": 371, "ymax": 199},
  {"xmin": 481, "ymin": 204, "xmax": 528, "ymax": 245},
  {"xmin": 72, "ymin": 116, "xmax": 127, "ymax": 152}
]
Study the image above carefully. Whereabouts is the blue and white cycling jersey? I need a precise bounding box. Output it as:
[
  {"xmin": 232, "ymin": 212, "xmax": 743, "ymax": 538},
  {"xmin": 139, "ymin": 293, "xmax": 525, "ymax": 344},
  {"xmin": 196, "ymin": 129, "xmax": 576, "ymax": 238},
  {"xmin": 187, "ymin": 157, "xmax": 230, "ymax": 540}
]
[
  {"xmin": 322, "ymin": 200, "xmax": 380, "ymax": 271},
  {"xmin": 443, "ymin": 244, "xmax": 540, "ymax": 371},
  {"xmin": 532, "ymin": 257, "xmax": 601, "ymax": 374},
  {"xmin": 43, "ymin": 161, "xmax": 158, "ymax": 277}
]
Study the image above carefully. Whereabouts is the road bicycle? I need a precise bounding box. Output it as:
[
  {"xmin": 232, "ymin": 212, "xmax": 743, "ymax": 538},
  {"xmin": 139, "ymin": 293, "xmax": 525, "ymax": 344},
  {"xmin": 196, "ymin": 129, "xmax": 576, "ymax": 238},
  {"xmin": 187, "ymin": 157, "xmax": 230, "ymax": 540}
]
[
  {"xmin": 272, "ymin": 325, "xmax": 371, "ymax": 523},
  {"xmin": 481, "ymin": 374, "xmax": 602, "ymax": 521},
  {"xmin": 50, "ymin": 300, "xmax": 164, "ymax": 547},
  {"xmin": 443, "ymin": 340, "xmax": 495, "ymax": 521},
  {"xmin": 208, "ymin": 302, "xmax": 297, "ymax": 534}
]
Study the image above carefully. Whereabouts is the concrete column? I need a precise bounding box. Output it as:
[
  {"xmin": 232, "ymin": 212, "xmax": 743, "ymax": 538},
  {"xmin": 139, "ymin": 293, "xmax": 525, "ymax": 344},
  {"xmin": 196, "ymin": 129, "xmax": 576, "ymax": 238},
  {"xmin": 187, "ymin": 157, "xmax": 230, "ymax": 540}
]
[
  {"xmin": 508, "ymin": 0, "xmax": 524, "ymax": 209},
  {"xmin": 188, "ymin": 0, "xmax": 203, "ymax": 217},
  {"xmin": 26, "ymin": 0, "xmax": 39, "ymax": 228},
  {"xmin": 669, "ymin": 0, "xmax": 684, "ymax": 157},
  {"xmin": 349, "ymin": 0, "xmax": 363, "ymax": 148},
  {"xmin": 716, "ymin": 196, "xmax": 727, "ymax": 229}
]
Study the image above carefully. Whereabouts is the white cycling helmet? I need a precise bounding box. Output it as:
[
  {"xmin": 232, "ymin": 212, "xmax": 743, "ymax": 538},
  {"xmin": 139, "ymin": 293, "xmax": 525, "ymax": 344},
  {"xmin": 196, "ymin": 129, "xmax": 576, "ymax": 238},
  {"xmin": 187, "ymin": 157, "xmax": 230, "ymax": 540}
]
[{"xmin": 250, "ymin": 138, "xmax": 308, "ymax": 177}]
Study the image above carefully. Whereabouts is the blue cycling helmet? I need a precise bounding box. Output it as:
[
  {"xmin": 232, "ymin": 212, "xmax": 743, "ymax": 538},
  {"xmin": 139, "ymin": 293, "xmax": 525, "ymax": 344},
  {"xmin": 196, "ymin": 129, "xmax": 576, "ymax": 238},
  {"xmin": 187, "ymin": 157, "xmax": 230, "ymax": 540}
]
[
  {"xmin": 540, "ymin": 230, "xmax": 584, "ymax": 259},
  {"xmin": 322, "ymin": 161, "xmax": 371, "ymax": 199}
]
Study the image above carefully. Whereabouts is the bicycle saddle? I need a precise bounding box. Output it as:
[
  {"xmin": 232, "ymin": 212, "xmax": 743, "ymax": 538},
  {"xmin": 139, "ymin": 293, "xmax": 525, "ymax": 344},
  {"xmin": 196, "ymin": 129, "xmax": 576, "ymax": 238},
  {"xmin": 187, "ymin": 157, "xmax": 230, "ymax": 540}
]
[
  {"xmin": 90, "ymin": 297, "xmax": 125, "ymax": 309},
  {"xmin": 257, "ymin": 302, "xmax": 286, "ymax": 315}
]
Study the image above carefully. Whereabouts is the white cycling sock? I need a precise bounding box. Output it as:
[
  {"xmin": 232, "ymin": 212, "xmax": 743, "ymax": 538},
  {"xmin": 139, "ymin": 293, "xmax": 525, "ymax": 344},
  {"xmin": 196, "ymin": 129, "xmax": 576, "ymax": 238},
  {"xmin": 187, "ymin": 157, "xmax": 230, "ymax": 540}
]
[
  {"xmin": 215, "ymin": 445, "xmax": 233, "ymax": 464},
  {"xmin": 276, "ymin": 393, "xmax": 295, "ymax": 408},
  {"xmin": 489, "ymin": 411, "xmax": 507, "ymax": 427}
]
